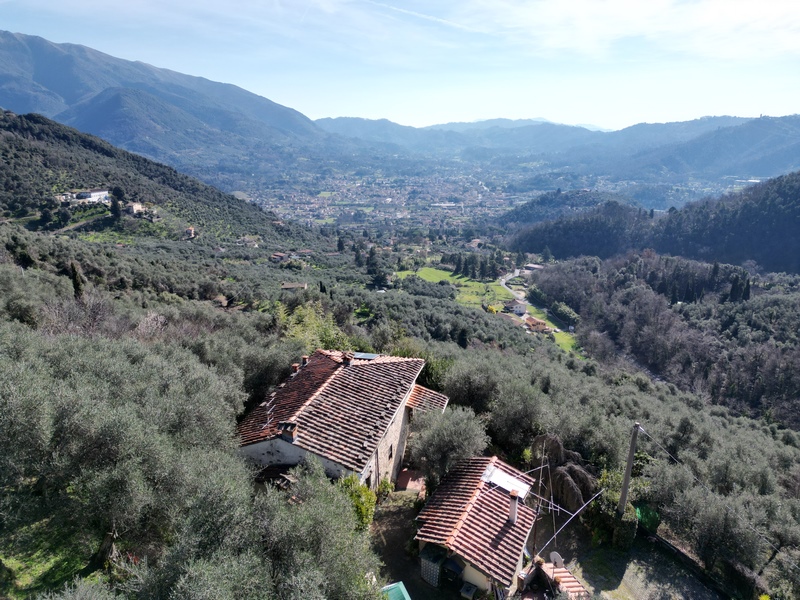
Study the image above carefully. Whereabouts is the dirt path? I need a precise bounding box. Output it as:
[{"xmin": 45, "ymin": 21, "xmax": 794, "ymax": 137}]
[
  {"xmin": 371, "ymin": 491, "xmax": 462, "ymax": 600},
  {"xmin": 52, "ymin": 214, "xmax": 106, "ymax": 233},
  {"xmin": 531, "ymin": 512, "xmax": 725, "ymax": 600}
]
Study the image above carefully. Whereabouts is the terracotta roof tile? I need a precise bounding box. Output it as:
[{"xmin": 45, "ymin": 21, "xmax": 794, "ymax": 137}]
[
  {"xmin": 237, "ymin": 350, "xmax": 427, "ymax": 472},
  {"xmin": 415, "ymin": 457, "xmax": 536, "ymax": 587},
  {"xmin": 407, "ymin": 384, "xmax": 449, "ymax": 413}
]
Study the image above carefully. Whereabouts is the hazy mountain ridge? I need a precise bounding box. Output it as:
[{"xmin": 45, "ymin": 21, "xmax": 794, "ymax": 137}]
[
  {"xmin": 2, "ymin": 29, "xmax": 799, "ymax": 208},
  {"xmin": 622, "ymin": 115, "xmax": 800, "ymax": 179},
  {"xmin": 317, "ymin": 114, "xmax": 757, "ymax": 160},
  {"xmin": 314, "ymin": 116, "xmax": 465, "ymax": 154},
  {"xmin": 0, "ymin": 31, "xmax": 318, "ymax": 137},
  {"xmin": 423, "ymin": 117, "xmax": 554, "ymax": 131},
  {"xmin": 0, "ymin": 30, "xmax": 334, "ymax": 186}
]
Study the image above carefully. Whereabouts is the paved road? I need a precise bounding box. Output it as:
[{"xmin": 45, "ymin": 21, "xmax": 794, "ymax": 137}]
[{"xmin": 499, "ymin": 269, "xmax": 526, "ymax": 300}]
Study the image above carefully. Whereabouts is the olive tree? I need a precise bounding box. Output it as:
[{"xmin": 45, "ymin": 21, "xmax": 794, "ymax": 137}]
[{"xmin": 408, "ymin": 405, "xmax": 489, "ymax": 488}]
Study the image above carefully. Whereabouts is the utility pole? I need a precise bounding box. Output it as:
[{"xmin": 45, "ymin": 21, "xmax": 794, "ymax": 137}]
[{"xmin": 617, "ymin": 421, "xmax": 640, "ymax": 516}]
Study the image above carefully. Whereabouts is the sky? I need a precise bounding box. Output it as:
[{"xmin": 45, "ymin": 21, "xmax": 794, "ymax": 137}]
[{"xmin": 3, "ymin": 0, "xmax": 800, "ymax": 130}]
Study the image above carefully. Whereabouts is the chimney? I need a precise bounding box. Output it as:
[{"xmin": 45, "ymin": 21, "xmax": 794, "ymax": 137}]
[
  {"xmin": 301, "ymin": 355, "xmax": 309, "ymax": 367},
  {"xmin": 278, "ymin": 421, "xmax": 298, "ymax": 443},
  {"xmin": 343, "ymin": 352, "xmax": 354, "ymax": 366},
  {"xmin": 509, "ymin": 490, "xmax": 519, "ymax": 524},
  {"xmin": 291, "ymin": 363, "xmax": 300, "ymax": 373}
]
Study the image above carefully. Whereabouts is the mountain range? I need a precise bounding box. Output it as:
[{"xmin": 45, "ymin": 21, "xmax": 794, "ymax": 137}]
[{"xmin": 1, "ymin": 30, "xmax": 799, "ymax": 196}]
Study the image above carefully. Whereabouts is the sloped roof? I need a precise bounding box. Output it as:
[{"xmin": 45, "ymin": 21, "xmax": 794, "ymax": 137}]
[
  {"xmin": 505, "ymin": 299, "xmax": 527, "ymax": 307},
  {"xmin": 541, "ymin": 564, "xmax": 590, "ymax": 599},
  {"xmin": 237, "ymin": 350, "xmax": 427, "ymax": 472},
  {"xmin": 415, "ymin": 457, "xmax": 536, "ymax": 587},
  {"xmin": 407, "ymin": 384, "xmax": 449, "ymax": 413}
]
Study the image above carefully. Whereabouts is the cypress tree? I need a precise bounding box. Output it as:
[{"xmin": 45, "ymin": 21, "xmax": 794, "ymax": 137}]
[{"xmin": 70, "ymin": 261, "xmax": 84, "ymax": 300}]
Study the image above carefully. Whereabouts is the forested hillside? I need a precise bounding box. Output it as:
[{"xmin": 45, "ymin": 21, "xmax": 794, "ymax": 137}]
[
  {"xmin": 512, "ymin": 170, "xmax": 800, "ymax": 273},
  {"xmin": 3, "ymin": 226, "xmax": 800, "ymax": 598},
  {"xmin": 0, "ymin": 110, "xmax": 319, "ymax": 246},
  {"xmin": 528, "ymin": 252, "xmax": 800, "ymax": 426},
  {"xmin": 498, "ymin": 189, "xmax": 633, "ymax": 228}
]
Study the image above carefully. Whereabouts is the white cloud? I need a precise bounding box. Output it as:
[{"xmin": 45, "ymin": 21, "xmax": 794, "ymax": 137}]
[
  {"xmin": 7, "ymin": 0, "xmax": 800, "ymax": 127},
  {"xmin": 452, "ymin": 0, "xmax": 800, "ymax": 60}
]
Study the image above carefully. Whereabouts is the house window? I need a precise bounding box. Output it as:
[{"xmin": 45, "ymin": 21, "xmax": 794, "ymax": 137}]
[{"xmin": 389, "ymin": 444, "xmax": 393, "ymax": 459}]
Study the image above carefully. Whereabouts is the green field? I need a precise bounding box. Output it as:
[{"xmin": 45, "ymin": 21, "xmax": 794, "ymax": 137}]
[
  {"xmin": 396, "ymin": 267, "xmax": 513, "ymax": 309},
  {"xmin": 526, "ymin": 305, "xmax": 580, "ymax": 353},
  {"xmin": 397, "ymin": 267, "xmax": 580, "ymax": 352},
  {"xmin": 554, "ymin": 331, "xmax": 579, "ymax": 353}
]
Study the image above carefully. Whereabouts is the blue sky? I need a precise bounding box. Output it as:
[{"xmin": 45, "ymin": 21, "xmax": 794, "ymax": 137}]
[{"xmin": 3, "ymin": 0, "xmax": 800, "ymax": 130}]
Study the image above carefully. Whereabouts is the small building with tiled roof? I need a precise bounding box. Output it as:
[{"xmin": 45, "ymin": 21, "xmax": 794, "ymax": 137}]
[
  {"xmin": 504, "ymin": 299, "xmax": 528, "ymax": 316},
  {"xmin": 415, "ymin": 456, "xmax": 536, "ymax": 596},
  {"xmin": 238, "ymin": 349, "xmax": 448, "ymax": 489},
  {"xmin": 524, "ymin": 316, "xmax": 552, "ymax": 333},
  {"xmin": 406, "ymin": 384, "xmax": 449, "ymax": 413}
]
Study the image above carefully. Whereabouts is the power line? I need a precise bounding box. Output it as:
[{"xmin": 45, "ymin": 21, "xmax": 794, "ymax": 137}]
[
  {"xmin": 537, "ymin": 488, "xmax": 606, "ymax": 557},
  {"xmin": 638, "ymin": 424, "xmax": 800, "ymax": 575}
]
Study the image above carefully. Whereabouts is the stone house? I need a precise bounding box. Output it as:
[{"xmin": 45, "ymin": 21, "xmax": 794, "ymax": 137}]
[
  {"xmin": 237, "ymin": 350, "xmax": 449, "ymax": 489},
  {"xmin": 415, "ymin": 457, "xmax": 536, "ymax": 597}
]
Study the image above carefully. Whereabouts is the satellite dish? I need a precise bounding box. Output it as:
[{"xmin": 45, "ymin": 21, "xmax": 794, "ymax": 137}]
[{"xmin": 550, "ymin": 551, "xmax": 564, "ymax": 568}]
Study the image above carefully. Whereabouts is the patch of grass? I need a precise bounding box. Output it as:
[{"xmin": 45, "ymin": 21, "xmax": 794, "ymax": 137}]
[
  {"xmin": 396, "ymin": 267, "xmax": 513, "ymax": 309},
  {"xmin": 554, "ymin": 331, "xmax": 579, "ymax": 353},
  {"xmin": 527, "ymin": 304, "xmax": 580, "ymax": 353},
  {"xmin": 0, "ymin": 520, "xmax": 93, "ymax": 599}
]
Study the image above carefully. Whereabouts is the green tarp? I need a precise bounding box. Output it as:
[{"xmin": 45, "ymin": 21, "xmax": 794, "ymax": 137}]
[{"xmin": 382, "ymin": 581, "xmax": 412, "ymax": 600}]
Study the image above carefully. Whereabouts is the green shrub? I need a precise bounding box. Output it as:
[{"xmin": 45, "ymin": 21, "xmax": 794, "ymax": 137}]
[
  {"xmin": 585, "ymin": 472, "xmax": 639, "ymax": 551},
  {"xmin": 338, "ymin": 474, "xmax": 377, "ymax": 529},
  {"xmin": 377, "ymin": 477, "xmax": 394, "ymax": 502}
]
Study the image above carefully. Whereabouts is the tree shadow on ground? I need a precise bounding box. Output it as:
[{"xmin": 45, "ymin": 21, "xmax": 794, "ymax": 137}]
[
  {"xmin": 371, "ymin": 490, "xmax": 462, "ymax": 600},
  {"xmin": 531, "ymin": 512, "xmax": 722, "ymax": 599},
  {"xmin": 0, "ymin": 519, "xmax": 91, "ymax": 599}
]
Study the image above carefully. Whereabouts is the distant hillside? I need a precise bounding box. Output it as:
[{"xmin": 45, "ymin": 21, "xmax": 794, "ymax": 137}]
[
  {"xmin": 0, "ymin": 109, "xmax": 317, "ymax": 246},
  {"xmin": 317, "ymin": 114, "xmax": 755, "ymax": 158},
  {"xmin": 313, "ymin": 111, "xmax": 800, "ymax": 195},
  {"xmin": 424, "ymin": 118, "xmax": 553, "ymax": 131},
  {"xmin": 511, "ymin": 171, "xmax": 800, "ymax": 273},
  {"xmin": 3, "ymin": 30, "xmax": 798, "ymax": 204},
  {"xmin": 0, "ymin": 30, "xmax": 349, "ymax": 188},
  {"xmin": 314, "ymin": 117, "xmax": 463, "ymax": 154},
  {"xmin": 498, "ymin": 189, "xmax": 633, "ymax": 227},
  {"xmin": 0, "ymin": 31, "xmax": 317, "ymax": 136},
  {"xmin": 316, "ymin": 116, "xmax": 602, "ymax": 155},
  {"xmin": 614, "ymin": 115, "xmax": 800, "ymax": 180}
]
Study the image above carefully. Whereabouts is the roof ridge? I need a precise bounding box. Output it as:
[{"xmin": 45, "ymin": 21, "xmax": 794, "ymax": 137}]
[
  {"xmin": 286, "ymin": 353, "xmax": 341, "ymax": 423},
  {"xmin": 446, "ymin": 456, "xmax": 497, "ymax": 547}
]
